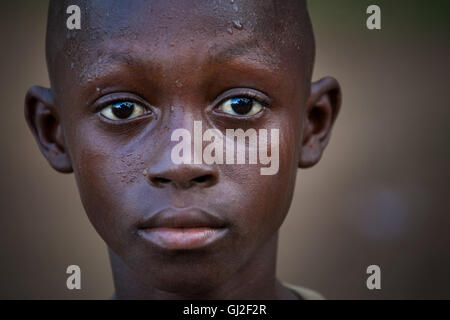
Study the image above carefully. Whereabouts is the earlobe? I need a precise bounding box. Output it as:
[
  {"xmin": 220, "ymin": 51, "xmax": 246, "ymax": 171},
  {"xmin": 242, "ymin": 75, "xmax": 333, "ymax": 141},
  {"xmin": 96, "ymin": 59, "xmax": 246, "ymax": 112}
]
[
  {"xmin": 24, "ymin": 86, "xmax": 73, "ymax": 173},
  {"xmin": 299, "ymin": 77, "xmax": 342, "ymax": 168}
]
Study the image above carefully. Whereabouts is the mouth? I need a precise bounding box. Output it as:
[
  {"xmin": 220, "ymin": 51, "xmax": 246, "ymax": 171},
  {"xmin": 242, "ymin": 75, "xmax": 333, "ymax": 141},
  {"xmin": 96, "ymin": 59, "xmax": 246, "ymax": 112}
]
[{"xmin": 136, "ymin": 207, "xmax": 228, "ymax": 250}]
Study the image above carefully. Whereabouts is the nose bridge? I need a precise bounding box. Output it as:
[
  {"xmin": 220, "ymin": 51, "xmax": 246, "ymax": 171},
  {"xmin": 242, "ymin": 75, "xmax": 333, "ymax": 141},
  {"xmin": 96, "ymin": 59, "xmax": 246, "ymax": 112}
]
[
  {"xmin": 165, "ymin": 100, "xmax": 199, "ymax": 133},
  {"xmin": 142, "ymin": 47, "xmax": 218, "ymax": 188},
  {"xmin": 146, "ymin": 102, "xmax": 218, "ymax": 189}
]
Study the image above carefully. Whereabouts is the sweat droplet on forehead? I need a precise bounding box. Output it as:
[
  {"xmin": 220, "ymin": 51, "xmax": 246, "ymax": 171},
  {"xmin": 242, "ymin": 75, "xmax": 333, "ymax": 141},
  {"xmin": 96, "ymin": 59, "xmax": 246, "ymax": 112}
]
[
  {"xmin": 175, "ymin": 79, "xmax": 183, "ymax": 88},
  {"xmin": 232, "ymin": 20, "xmax": 243, "ymax": 30}
]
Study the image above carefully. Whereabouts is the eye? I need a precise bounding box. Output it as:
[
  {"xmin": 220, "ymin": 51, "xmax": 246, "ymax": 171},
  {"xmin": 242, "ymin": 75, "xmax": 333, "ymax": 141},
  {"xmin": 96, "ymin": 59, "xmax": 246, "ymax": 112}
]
[
  {"xmin": 218, "ymin": 97, "xmax": 264, "ymax": 117},
  {"xmin": 100, "ymin": 101, "xmax": 147, "ymax": 121}
]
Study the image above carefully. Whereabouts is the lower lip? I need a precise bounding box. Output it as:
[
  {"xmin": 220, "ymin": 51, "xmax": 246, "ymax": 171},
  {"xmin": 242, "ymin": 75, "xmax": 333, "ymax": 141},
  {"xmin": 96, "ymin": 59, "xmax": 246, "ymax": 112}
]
[{"xmin": 138, "ymin": 227, "xmax": 227, "ymax": 250}]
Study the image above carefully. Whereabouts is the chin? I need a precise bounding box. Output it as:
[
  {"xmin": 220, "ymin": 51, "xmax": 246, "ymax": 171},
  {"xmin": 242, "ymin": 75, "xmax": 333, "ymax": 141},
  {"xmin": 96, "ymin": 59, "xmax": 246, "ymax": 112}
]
[
  {"xmin": 140, "ymin": 250, "xmax": 235, "ymax": 293},
  {"xmin": 151, "ymin": 264, "xmax": 232, "ymax": 296}
]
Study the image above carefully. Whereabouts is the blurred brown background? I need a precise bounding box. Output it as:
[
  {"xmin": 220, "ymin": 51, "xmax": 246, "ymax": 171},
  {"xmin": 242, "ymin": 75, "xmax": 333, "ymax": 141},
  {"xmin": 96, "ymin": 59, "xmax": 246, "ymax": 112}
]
[{"xmin": 1, "ymin": 0, "xmax": 449, "ymax": 299}]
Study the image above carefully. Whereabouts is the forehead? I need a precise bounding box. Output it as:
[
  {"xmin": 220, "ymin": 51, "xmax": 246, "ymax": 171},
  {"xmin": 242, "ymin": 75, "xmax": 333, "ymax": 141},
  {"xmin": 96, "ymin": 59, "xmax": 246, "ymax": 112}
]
[
  {"xmin": 79, "ymin": 0, "xmax": 289, "ymax": 40},
  {"xmin": 51, "ymin": 0, "xmax": 307, "ymax": 91}
]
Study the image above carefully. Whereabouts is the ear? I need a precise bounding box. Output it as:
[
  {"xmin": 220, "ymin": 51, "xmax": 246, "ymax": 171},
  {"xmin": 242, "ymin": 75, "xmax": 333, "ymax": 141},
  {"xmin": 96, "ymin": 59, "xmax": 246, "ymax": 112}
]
[
  {"xmin": 299, "ymin": 77, "xmax": 342, "ymax": 168},
  {"xmin": 24, "ymin": 86, "xmax": 73, "ymax": 173}
]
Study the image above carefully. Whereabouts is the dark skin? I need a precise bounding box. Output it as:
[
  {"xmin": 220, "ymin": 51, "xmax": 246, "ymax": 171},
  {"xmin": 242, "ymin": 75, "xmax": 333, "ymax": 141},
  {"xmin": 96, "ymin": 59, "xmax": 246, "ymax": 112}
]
[{"xmin": 25, "ymin": 0, "xmax": 341, "ymax": 299}]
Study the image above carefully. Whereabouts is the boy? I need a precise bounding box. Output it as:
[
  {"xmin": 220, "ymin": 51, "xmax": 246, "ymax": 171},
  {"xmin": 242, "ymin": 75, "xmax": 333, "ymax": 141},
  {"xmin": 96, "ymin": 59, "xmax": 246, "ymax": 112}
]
[{"xmin": 25, "ymin": 0, "xmax": 341, "ymax": 299}]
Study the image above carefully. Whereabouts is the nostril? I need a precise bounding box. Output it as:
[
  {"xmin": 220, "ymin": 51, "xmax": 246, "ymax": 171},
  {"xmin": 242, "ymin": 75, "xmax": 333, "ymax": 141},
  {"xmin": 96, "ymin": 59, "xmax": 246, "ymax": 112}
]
[
  {"xmin": 148, "ymin": 170, "xmax": 218, "ymax": 188},
  {"xmin": 192, "ymin": 174, "xmax": 214, "ymax": 184},
  {"xmin": 151, "ymin": 176, "xmax": 171, "ymax": 185}
]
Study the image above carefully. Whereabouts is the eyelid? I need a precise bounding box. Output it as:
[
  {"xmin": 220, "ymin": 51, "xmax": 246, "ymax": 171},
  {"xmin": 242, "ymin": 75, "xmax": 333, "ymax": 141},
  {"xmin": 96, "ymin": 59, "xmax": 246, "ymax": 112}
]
[
  {"xmin": 212, "ymin": 88, "xmax": 272, "ymax": 110},
  {"xmin": 93, "ymin": 92, "xmax": 152, "ymax": 113},
  {"xmin": 237, "ymin": 89, "xmax": 271, "ymax": 107}
]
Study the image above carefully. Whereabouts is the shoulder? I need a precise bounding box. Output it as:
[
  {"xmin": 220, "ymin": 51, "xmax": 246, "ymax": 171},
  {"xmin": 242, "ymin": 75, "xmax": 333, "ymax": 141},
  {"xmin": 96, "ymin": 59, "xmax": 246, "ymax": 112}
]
[{"xmin": 282, "ymin": 282, "xmax": 325, "ymax": 300}]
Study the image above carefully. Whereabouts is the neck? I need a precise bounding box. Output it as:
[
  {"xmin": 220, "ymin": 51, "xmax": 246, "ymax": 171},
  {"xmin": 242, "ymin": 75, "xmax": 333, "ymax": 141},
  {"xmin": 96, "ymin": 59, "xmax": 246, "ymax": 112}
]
[{"xmin": 109, "ymin": 232, "xmax": 297, "ymax": 300}]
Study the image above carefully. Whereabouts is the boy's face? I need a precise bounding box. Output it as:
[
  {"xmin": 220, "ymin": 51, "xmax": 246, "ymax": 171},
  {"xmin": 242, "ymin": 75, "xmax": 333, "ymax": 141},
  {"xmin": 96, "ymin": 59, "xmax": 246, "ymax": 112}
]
[{"xmin": 26, "ymin": 0, "xmax": 340, "ymax": 295}]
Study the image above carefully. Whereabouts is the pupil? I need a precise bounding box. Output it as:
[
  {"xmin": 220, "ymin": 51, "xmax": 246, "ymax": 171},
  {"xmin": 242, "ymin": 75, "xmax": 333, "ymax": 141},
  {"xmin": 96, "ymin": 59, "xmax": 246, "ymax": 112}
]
[
  {"xmin": 112, "ymin": 102, "xmax": 134, "ymax": 119},
  {"xmin": 230, "ymin": 97, "xmax": 253, "ymax": 115}
]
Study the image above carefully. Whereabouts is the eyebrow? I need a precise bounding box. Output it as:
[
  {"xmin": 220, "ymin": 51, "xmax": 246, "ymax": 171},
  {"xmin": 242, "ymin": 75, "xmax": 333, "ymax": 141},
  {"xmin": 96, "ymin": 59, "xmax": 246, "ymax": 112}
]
[
  {"xmin": 207, "ymin": 39, "xmax": 281, "ymax": 66},
  {"xmin": 82, "ymin": 38, "xmax": 281, "ymax": 83},
  {"xmin": 80, "ymin": 50, "xmax": 162, "ymax": 84},
  {"xmin": 102, "ymin": 39, "xmax": 280, "ymax": 67}
]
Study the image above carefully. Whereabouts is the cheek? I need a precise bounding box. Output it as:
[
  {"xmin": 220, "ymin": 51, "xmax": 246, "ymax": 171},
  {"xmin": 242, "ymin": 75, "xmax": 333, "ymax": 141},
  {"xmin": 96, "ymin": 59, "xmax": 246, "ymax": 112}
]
[
  {"xmin": 70, "ymin": 140, "xmax": 147, "ymax": 251},
  {"xmin": 221, "ymin": 128, "xmax": 298, "ymax": 246}
]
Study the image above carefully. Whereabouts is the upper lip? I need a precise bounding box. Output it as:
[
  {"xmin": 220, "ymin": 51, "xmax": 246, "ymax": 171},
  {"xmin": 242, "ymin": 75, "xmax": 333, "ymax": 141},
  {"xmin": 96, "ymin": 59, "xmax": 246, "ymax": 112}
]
[{"xmin": 137, "ymin": 207, "xmax": 227, "ymax": 229}]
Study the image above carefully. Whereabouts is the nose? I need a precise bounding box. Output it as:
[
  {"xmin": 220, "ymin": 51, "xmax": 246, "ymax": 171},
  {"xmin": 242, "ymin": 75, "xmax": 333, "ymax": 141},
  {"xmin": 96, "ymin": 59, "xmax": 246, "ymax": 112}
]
[{"xmin": 147, "ymin": 163, "xmax": 218, "ymax": 189}]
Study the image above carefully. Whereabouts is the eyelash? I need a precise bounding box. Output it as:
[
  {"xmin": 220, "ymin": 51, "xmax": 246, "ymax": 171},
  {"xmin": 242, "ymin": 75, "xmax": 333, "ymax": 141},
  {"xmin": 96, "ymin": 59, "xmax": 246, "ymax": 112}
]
[
  {"xmin": 95, "ymin": 97, "xmax": 147, "ymax": 113},
  {"xmin": 229, "ymin": 90, "xmax": 270, "ymax": 107},
  {"xmin": 93, "ymin": 89, "xmax": 270, "ymax": 121},
  {"xmin": 211, "ymin": 88, "xmax": 270, "ymax": 117}
]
